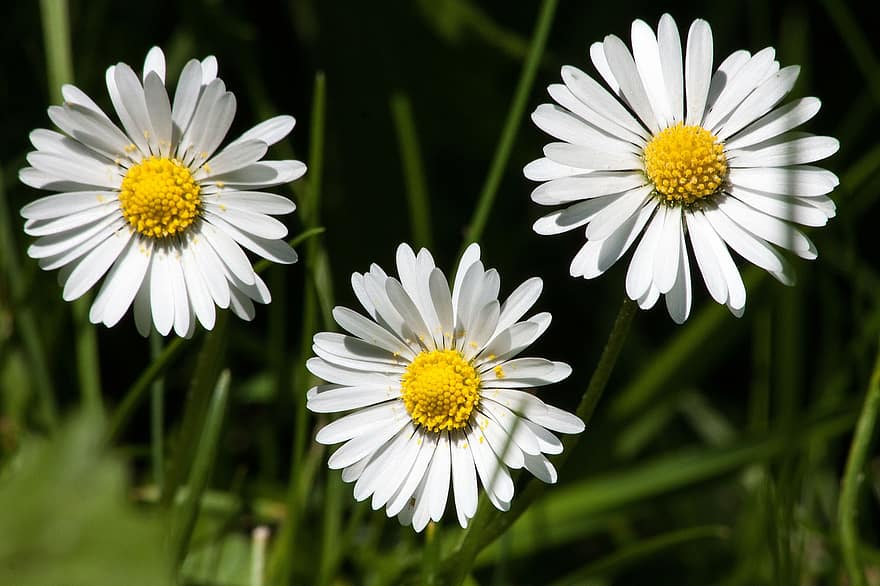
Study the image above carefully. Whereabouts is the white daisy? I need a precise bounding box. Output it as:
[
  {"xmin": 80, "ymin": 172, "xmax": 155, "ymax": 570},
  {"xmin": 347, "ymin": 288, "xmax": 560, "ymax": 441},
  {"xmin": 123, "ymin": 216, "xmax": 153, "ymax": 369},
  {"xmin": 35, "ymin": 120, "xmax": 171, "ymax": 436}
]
[
  {"xmin": 19, "ymin": 47, "xmax": 306, "ymax": 337},
  {"xmin": 306, "ymin": 243, "xmax": 584, "ymax": 532},
  {"xmin": 526, "ymin": 14, "xmax": 839, "ymax": 323}
]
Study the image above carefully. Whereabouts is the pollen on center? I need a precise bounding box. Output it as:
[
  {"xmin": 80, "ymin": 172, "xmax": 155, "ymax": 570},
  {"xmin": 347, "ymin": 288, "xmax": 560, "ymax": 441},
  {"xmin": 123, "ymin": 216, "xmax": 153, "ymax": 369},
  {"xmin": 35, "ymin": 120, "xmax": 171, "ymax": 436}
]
[
  {"xmin": 119, "ymin": 156, "xmax": 201, "ymax": 239},
  {"xmin": 400, "ymin": 349, "xmax": 481, "ymax": 433},
  {"xmin": 644, "ymin": 123, "xmax": 728, "ymax": 205}
]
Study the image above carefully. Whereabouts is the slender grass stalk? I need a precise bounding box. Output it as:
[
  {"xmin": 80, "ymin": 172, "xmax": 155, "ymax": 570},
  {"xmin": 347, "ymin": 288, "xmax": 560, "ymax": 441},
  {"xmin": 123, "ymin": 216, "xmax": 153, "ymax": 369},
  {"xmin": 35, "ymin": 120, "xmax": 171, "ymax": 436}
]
[
  {"xmin": 162, "ymin": 313, "xmax": 228, "ymax": 507},
  {"xmin": 317, "ymin": 474, "xmax": 343, "ymax": 586},
  {"xmin": 40, "ymin": 0, "xmax": 104, "ymax": 416},
  {"xmin": 390, "ymin": 92, "xmax": 433, "ymax": 249},
  {"xmin": 0, "ymin": 170, "xmax": 58, "ymax": 430},
  {"xmin": 150, "ymin": 331, "xmax": 165, "ymax": 494},
  {"xmin": 463, "ymin": 0, "xmax": 557, "ymax": 246},
  {"xmin": 838, "ymin": 336, "xmax": 880, "ymax": 586},
  {"xmin": 170, "ymin": 369, "xmax": 231, "ymax": 568},
  {"xmin": 445, "ymin": 297, "xmax": 637, "ymax": 584},
  {"xmin": 271, "ymin": 71, "xmax": 329, "ymax": 584}
]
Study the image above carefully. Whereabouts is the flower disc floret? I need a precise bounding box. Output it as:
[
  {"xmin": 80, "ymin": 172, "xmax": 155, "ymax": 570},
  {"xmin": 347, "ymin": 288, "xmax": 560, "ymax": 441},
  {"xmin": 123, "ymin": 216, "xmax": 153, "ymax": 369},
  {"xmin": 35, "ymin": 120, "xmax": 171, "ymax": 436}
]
[
  {"xmin": 644, "ymin": 123, "xmax": 728, "ymax": 204},
  {"xmin": 401, "ymin": 349, "xmax": 481, "ymax": 433},
  {"xmin": 119, "ymin": 156, "xmax": 201, "ymax": 238}
]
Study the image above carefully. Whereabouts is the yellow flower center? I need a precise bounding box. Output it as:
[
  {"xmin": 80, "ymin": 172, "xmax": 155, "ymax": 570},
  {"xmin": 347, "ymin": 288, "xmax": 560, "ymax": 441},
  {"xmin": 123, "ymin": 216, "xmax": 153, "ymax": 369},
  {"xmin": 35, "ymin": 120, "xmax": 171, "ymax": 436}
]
[
  {"xmin": 119, "ymin": 157, "xmax": 201, "ymax": 238},
  {"xmin": 401, "ymin": 349, "xmax": 481, "ymax": 433},
  {"xmin": 644, "ymin": 123, "xmax": 728, "ymax": 205}
]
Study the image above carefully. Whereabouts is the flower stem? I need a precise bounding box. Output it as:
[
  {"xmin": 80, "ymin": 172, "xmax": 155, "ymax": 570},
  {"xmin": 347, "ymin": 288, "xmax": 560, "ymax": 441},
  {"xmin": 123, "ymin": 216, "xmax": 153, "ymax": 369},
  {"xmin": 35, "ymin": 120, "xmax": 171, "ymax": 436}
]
[
  {"xmin": 838, "ymin": 335, "xmax": 880, "ymax": 586},
  {"xmin": 463, "ymin": 0, "xmax": 558, "ymax": 246},
  {"xmin": 445, "ymin": 297, "xmax": 637, "ymax": 584}
]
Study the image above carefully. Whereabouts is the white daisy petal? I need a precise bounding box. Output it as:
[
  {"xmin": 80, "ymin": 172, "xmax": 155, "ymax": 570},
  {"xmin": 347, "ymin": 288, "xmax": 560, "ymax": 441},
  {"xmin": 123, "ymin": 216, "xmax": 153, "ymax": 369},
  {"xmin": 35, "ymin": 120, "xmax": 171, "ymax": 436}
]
[
  {"xmin": 727, "ymin": 135, "xmax": 839, "ymax": 168},
  {"xmin": 728, "ymin": 165, "xmax": 839, "ymax": 197},
  {"xmin": 386, "ymin": 434, "xmax": 438, "ymax": 517},
  {"xmin": 533, "ymin": 194, "xmax": 625, "ymax": 236},
  {"xmin": 664, "ymin": 227, "xmax": 693, "ymax": 324},
  {"xmin": 228, "ymin": 115, "xmax": 295, "ymax": 147},
  {"xmin": 61, "ymin": 84, "xmax": 109, "ymax": 118},
  {"xmin": 530, "ymin": 172, "xmax": 646, "ymax": 205},
  {"xmin": 704, "ymin": 205, "xmax": 793, "ymax": 282},
  {"xmin": 450, "ymin": 431, "xmax": 479, "ymax": 527},
  {"xmin": 684, "ymin": 19, "xmax": 713, "ymax": 125},
  {"xmin": 523, "ymin": 453, "xmax": 557, "ymax": 484},
  {"xmin": 560, "ymin": 66, "xmax": 649, "ymax": 140},
  {"xmin": 602, "ymin": 34, "xmax": 661, "ymax": 134},
  {"xmin": 210, "ymin": 191, "xmax": 295, "ymax": 215},
  {"xmin": 89, "ymin": 237, "xmax": 151, "ymax": 327},
  {"xmin": 181, "ymin": 244, "xmax": 216, "ymax": 330},
  {"xmin": 142, "ymin": 47, "xmax": 166, "ymax": 84},
  {"xmin": 201, "ymin": 140, "xmax": 269, "ymax": 178},
  {"xmin": 466, "ymin": 425, "xmax": 513, "ymax": 511},
  {"xmin": 716, "ymin": 195, "xmax": 816, "ymax": 258},
  {"xmin": 625, "ymin": 210, "xmax": 666, "ymax": 300},
  {"xmin": 171, "ymin": 59, "xmax": 203, "ymax": 142},
  {"xmin": 631, "ymin": 19, "xmax": 674, "ymax": 127},
  {"xmin": 653, "ymin": 205, "xmax": 683, "ymax": 294},
  {"xmin": 62, "ymin": 228, "xmax": 132, "ymax": 301},
  {"xmin": 201, "ymin": 56, "xmax": 218, "ymax": 83},
  {"xmin": 716, "ymin": 65, "xmax": 800, "ymax": 140},
  {"xmin": 657, "ymin": 14, "xmax": 684, "ymax": 123},
  {"xmin": 106, "ymin": 64, "xmax": 151, "ymax": 156},
  {"xmin": 523, "ymin": 156, "xmax": 587, "ymax": 181},
  {"xmin": 307, "ymin": 385, "xmax": 400, "ymax": 413},
  {"xmin": 133, "ymin": 276, "xmax": 152, "ymax": 336},
  {"xmin": 23, "ymin": 201, "xmax": 119, "ymax": 236},
  {"xmin": 571, "ymin": 200, "xmax": 657, "ymax": 279},
  {"xmin": 166, "ymin": 251, "xmax": 191, "ymax": 337},
  {"xmin": 205, "ymin": 160, "xmax": 307, "ymax": 189},
  {"xmin": 725, "ymin": 97, "xmax": 821, "ymax": 150},
  {"xmin": 704, "ymin": 50, "xmax": 751, "ymax": 115},
  {"xmin": 685, "ymin": 211, "xmax": 728, "ymax": 304},
  {"xmin": 590, "ymin": 41, "xmax": 620, "ymax": 95},
  {"xmin": 494, "ymin": 277, "xmax": 542, "ymax": 336},
  {"xmin": 727, "ymin": 184, "xmax": 830, "ymax": 227},
  {"xmin": 703, "ymin": 47, "xmax": 777, "ymax": 131},
  {"xmin": 27, "ymin": 151, "xmax": 121, "ymax": 189},
  {"xmin": 148, "ymin": 248, "xmax": 174, "ymax": 336},
  {"xmin": 543, "ymin": 142, "xmax": 643, "ymax": 171},
  {"xmin": 585, "ymin": 185, "xmax": 653, "ymax": 241},
  {"xmin": 531, "ymin": 104, "xmax": 641, "ymax": 155},
  {"xmin": 143, "ymin": 72, "xmax": 173, "ymax": 157}
]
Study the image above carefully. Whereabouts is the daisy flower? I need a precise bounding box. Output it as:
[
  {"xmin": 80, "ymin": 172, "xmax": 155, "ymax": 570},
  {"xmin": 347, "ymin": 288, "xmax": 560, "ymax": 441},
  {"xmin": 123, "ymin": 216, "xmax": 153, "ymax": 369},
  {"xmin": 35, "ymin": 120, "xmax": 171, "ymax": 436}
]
[
  {"xmin": 526, "ymin": 14, "xmax": 839, "ymax": 323},
  {"xmin": 19, "ymin": 47, "xmax": 305, "ymax": 337},
  {"xmin": 306, "ymin": 243, "xmax": 584, "ymax": 531}
]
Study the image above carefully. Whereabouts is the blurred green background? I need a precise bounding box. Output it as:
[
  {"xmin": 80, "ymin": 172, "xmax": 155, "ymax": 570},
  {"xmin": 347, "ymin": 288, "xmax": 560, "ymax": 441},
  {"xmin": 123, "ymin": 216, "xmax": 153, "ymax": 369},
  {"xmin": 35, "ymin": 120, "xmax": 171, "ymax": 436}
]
[{"xmin": 1, "ymin": 0, "xmax": 879, "ymax": 584}]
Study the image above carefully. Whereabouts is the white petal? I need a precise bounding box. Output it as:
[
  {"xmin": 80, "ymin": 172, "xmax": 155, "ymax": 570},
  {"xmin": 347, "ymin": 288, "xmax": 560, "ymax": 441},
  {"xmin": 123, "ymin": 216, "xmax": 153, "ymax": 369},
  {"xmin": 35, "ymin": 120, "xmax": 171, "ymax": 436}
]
[
  {"xmin": 171, "ymin": 60, "xmax": 203, "ymax": 143},
  {"xmin": 143, "ymin": 72, "xmax": 173, "ymax": 157},
  {"xmin": 199, "ymin": 220, "xmax": 256, "ymax": 285},
  {"xmin": 332, "ymin": 306, "xmax": 415, "ymax": 359},
  {"xmin": 523, "ymin": 453, "xmax": 557, "ymax": 484},
  {"xmin": 228, "ymin": 115, "xmax": 295, "ymax": 147},
  {"xmin": 450, "ymin": 432, "xmax": 478, "ymax": 527},
  {"xmin": 664, "ymin": 227, "xmax": 692, "ymax": 324},
  {"xmin": 703, "ymin": 47, "xmax": 776, "ymax": 131},
  {"xmin": 559, "ymin": 66, "xmax": 648, "ymax": 140},
  {"xmin": 23, "ymin": 201, "xmax": 118, "ymax": 236},
  {"xmin": 717, "ymin": 66, "xmax": 800, "ymax": 140},
  {"xmin": 372, "ymin": 426, "xmax": 421, "ymax": 509},
  {"xmin": 148, "ymin": 248, "xmax": 174, "ymax": 335},
  {"xmin": 704, "ymin": 206, "xmax": 792, "ymax": 283},
  {"xmin": 209, "ymin": 191, "xmax": 295, "ymax": 215},
  {"xmin": 385, "ymin": 434, "xmax": 438, "ymax": 517},
  {"xmin": 166, "ymin": 251, "xmax": 191, "ymax": 337},
  {"xmin": 328, "ymin": 419, "xmax": 408, "ymax": 470},
  {"xmin": 547, "ymin": 84, "xmax": 645, "ymax": 146},
  {"xmin": 133, "ymin": 275, "xmax": 152, "ymax": 336},
  {"xmin": 653, "ymin": 205, "xmax": 682, "ymax": 294},
  {"xmin": 586, "ymin": 185, "xmax": 653, "ymax": 241},
  {"xmin": 716, "ymin": 195, "xmax": 815, "ymax": 258},
  {"xmin": 725, "ymin": 97, "xmax": 821, "ymax": 150},
  {"xmin": 727, "ymin": 135, "xmax": 839, "ymax": 168},
  {"xmin": 530, "ymin": 171, "xmax": 646, "ymax": 205},
  {"xmin": 631, "ymin": 19, "xmax": 674, "ymax": 127},
  {"xmin": 62, "ymin": 228, "xmax": 131, "ymax": 301},
  {"xmin": 188, "ymin": 232, "xmax": 231, "ymax": 308},
  {"xmin": 590, "ymin": 41, "xmax": 620, "ymax": 95},
  {"xmin": 657, "ymin": 14, "xmax": 684, "ymax": 123},
  {"xmin": 479, "ymin": 401, "xmax": 541, "ymax": 456},
  {"xmin": 200, "ymin": 140, "xmax": 269, "ymax": 179},
  {"xmin": 313, "ymin": 332, "xmax": 400, "ymax": 365},
  {"xmin": 316, "ymin": 402, "xmax": 405, "ymax": 445},
  {"xmin": 684, "ymin": 19, "xmax": 713, "ymax": 126},
  {"xmin": 685, "ymin": 211, "xmax": 728, "ymax": 304},
  {"xmin": 201, "ymin": 56, "xmax": 218, "ymax": 83},
  {"xmin": 205, "ymin": 160, "xmax": 307, "ymax": 189},
  {"xmin": 625, "ymin": 209, "xmax": 666, "ymax": 300},
  {"xmin": 181, "ymin": 244, "xmax": 216, "ymax": 330},
  {"xmin": 532, "ymin": 194, "xmax": 624, "ymax": 236},
  {"xmin": 543, "ymin": 142, "xmax": 642, "ymax": 171},
  {"xmin": 571, "ymin": 200, "xmax": 657, "ymax": 279},
  {"xmin": 602, "ymin": 35, "xmax": 661, "ymax": 133},
  {"xmin": 142, "ymin": 47, "xmax": 166, "ymax": 83},
  {"xmin": 704, "ymin": 50, "xmax": 751, "ymax": 117},
  {"xmin": 426, "ymin": 432, "xmax": 452, "ymax": 522},
  {"xmin": 27, "ymin": 151, "xmax": 121, "ymax": 190},
  {"xmin": 306, "ymin": 357, "xmax": 397, "ymax": 387},
  {"xmin": 90, "ymin": 237, "xmax": 151, "ymax": 327},
  {"xmin": 203, "ymin": 206, "xmax": 288, "ymax": 240},
  {"xmin": 728, "ymin": 166, "xmax": 839, "ymax": 197},
  {"xmin": 531, "ymin": 104, "xmax": 641, "ymax": 154},
  {"xmin": 494, "ymin": 277, "xmax": 542, "ymax": 336},
  {"xmin": 105, "ymin": 64, "xmax": 151, "ymax": 156},
  {"xmin": 523, "ymin": 156, "xmax": 585, "ymax": 181},
  {"xmin": 307, "ymin": 384, "xmax": 399, "ymax": 413},
  {"xmin": 727, "ymin": 185, "xmax": 830, "ymax": 227},
  {"xmin": 466, "ymin": 424, "xmax": 514, "ymax": 510}
]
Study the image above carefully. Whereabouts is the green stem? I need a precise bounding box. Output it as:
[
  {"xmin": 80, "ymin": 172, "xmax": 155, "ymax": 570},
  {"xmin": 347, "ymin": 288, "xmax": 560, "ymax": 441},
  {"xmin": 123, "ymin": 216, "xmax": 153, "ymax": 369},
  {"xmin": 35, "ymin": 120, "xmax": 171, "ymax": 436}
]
[
  {"xmin": 463, "ymin": 0, "xmax": 557, "ymax": 246},
  {"xmin": 40, "ymin": 0, "xmax": 104, "ymax": 416},
  {"xmin": 838, "ymin": 336, "xmax": 880, "ymax": 586},
  {"xmin": 150, "ymin": 331, "xmax": 166, "ymax": 494},
  {"xmin": 446, "ymin": 297, "xmax": 637, "ymax": 583}
]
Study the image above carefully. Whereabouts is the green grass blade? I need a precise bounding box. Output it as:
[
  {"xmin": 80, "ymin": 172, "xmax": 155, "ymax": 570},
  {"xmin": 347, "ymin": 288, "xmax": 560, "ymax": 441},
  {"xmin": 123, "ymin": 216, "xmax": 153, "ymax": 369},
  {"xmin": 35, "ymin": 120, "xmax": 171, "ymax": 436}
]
[
  {"xmin": 150, "ymin": 331, "xmax": 166, "ymax": 495},
  {"xmin": 162, "ymin": 313, "xmax": 228, "ymax": 507},
  {"xmin": 838, "ymin": 336, "xmax": 880, "ymax": 586},
  {"xmin": 390, "ymin": 92, "xmax": 433, "ymax": 249},
  {"xmin": 463, "ymin": 0, "xmax": 558, "ymax": 247},
  {"xmin": 170, "ymin": 369, "xmax": 231, "ymax": 568}
]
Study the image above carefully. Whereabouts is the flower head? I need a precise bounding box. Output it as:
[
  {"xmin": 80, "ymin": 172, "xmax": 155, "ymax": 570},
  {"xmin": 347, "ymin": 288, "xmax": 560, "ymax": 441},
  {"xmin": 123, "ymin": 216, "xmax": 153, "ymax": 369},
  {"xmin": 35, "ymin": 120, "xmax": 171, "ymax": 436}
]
[
  {"xmin": 527, "ymin": 14, "xmax": 838, "ymax": 323},
  {"xmin": 307, "ymin": 243, "xmax": 584, "ymax": 531},
  {"xmin": 20, "ymin": 47, "xmax": 306, "ymax": 337}
]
